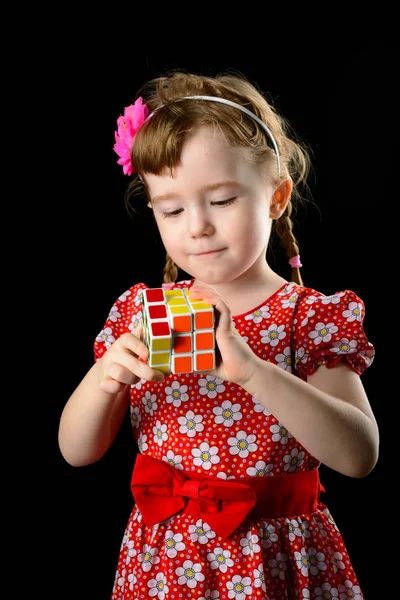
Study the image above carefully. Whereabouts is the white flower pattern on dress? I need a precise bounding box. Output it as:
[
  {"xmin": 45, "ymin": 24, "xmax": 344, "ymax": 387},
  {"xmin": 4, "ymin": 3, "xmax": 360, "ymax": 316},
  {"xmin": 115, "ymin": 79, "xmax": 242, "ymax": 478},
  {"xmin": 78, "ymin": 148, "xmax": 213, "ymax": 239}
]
[
  {"xmin": 108, "ymin": 305, "xmax": 121, "ymax": 322},
  {"xmin": 147, "ymin": 572, "xmax": 169, "ymax": 598},
  {"xmin": 137, "ymin": 432, "xmax": 147, "ymax": 453},
  {"xmin": 239, "ymin": 531, "xmax": 261, "ymax": 557},
  {"xmin": 268, "ymin": 551, "xmax": 289, "ymax": 580},
  {"xmin": 128, "ymin": 312, "xmax": 142, "ymax": 333},
  {"xmin": 153, "ymin": 420, "xmax": 168, "ymax": 447},
  {"xmin": 95, "ymin": 327, "xmax": 115, "ymax": 348},
  {"xmin": 301, "ymin": 308, "xmax": 315, "ymax": 327},
  {"xmin": 198, "ymin": 375, "xmax": 226, "ymax": 399},
  {"xmin": 314, "ymin": 582, "xmax": 339, "ymax": 599},
  {"xmin": 133, "ymin": 377, "xmax": 146, "ymax": 390},
  {"xmin": 275, "ymin": 345, "xmax": 292, "ymax": 371},
  {"xmin": 177, "ymin": 410, "xmax": 204, "ymax": 437},
  {"xmin": 244, "ymin": 305, "xmax": 270, "ymax": 323},
  {"xmin": 213, "ymin": 400, "xmax": 242, "ymax": 427},
  {"xmin": 283, "ymin": 447, "xmax": 305, "ymax": 472},
  {"xmin": 164, "ymin": 531, "xmax": 185, "ymax": 558},
  {"xmin": 321, "ymin": 292, "xmax": 345, "ymax": 305},
  {"xmin": 270, "ymin": 422, "xmax": 293, "ymax": 445},
  {"xmin": 130, "ymin": 406, "xmax": 141, "ymax": 429},
  {"xmin": 253, "ymin": 562, "xmax": 266, "ymax": 591},
  {"xmin": 337, "ymin": 579, "xmax": 363, "ymax": 599},
  {"xmin": 286, "ymin": 518, "xmax": 311, "ymax": 541},
  {"xmin": 188, "ymin": 519, "xmax": 216, "ymax": 544},
  {"xmin": 342, "ymin": 302, "xmax": 363, "ymax": 322},
  {"xmin": 281, "ymin": 292, "xmax": 299, "ymax": 309},
  {"xmin": 165, "ymin": 380, "xmax": 189, "ymax": 407},
  {"xmin": 326, "ymin": 546, "xmax": 346, "ymax": 573},
  {"xmin": 142, "ymin": 391, "xmax": 158, "ymax": 415},
  {"xmin": 309, "ymin": 322, "xmax": 339, "ymax": 345},
  {"xmin": 207, "ymin": 547, "xmax": 234, "ymax": 572},
  {"xmin": 251, "ymin": 395, "xmax": 272, "ymax": 416},
  {"xmin": 246, "ymin": 460, "xmax": 273, "ymax": 477},
  {"xmin": 259, "ymin": 521, "xmax": 279, "ymax": 548},
  {"xmin": 175, "ymin": 559, "xmax": 205, "ymax": 589},
  {"xmin": 124, "ymin": 540, "xmax": 136, "ymax": 565},
  {"xmin": 118, "ymin": 289, "xmax": 132, "ymax": 302},
  {"xmin": 226, "ymin": 574, "xmax": 252, "ymax": 599},
  {"xmin": 192, "ymin": 441, "xmax": 220, "ymax": 470},
  {"xmin": 228, "ymin": 431, "xmax": 258, "ymax": 458},
  {"xmin": 260, "ymin": 323, "xmax": 286, "ymax": 347},
  {"xmin": 216, "ymin": 471, "xmax": 236, "ymax": 480},
  {"xmin": 330, "ymin": 338, "xmax": 358, "ymax": 355},
  {"xmin": 162, "ymin": 450, "xmax": 183, "ymax": 470},
  {"xmin": 295, "ymin": 546, "xmax": 327, "ymax": 576},
  {"xmin": 137, "ymin": 544, "xmax": 160, "ymax": 572}
]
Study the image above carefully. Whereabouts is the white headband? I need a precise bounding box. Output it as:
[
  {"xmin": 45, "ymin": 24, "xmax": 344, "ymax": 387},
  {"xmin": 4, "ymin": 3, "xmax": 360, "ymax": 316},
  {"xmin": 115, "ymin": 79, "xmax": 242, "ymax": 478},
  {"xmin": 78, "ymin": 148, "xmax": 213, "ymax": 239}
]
[{"xmin": 148, "ymin": 95, "xmax": 281, "ymax": 176}]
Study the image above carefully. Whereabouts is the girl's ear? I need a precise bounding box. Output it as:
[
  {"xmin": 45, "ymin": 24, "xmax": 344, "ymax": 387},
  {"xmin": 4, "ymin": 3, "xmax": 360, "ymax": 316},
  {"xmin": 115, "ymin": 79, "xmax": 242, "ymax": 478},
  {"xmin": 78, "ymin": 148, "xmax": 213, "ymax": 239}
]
[{"xmin": 269, "ymin": 179, "xmax": 292, "ymax": 219}]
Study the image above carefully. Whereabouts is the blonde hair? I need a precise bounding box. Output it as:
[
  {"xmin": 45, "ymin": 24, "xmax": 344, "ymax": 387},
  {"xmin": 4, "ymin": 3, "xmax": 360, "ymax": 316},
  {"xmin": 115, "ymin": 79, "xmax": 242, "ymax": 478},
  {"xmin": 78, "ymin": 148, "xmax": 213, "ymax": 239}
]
[{"xmin": 125, "ymin": 70, "xmax": 312, "ymax": 286}]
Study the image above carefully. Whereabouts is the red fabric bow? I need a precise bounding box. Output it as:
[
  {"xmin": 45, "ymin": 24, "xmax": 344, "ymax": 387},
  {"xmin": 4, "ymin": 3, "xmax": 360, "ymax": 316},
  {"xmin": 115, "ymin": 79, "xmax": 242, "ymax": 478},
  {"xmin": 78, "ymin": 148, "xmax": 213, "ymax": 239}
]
[{"xmin": 131, "ymin": 454, "xmax": 257, "ymax": 539}]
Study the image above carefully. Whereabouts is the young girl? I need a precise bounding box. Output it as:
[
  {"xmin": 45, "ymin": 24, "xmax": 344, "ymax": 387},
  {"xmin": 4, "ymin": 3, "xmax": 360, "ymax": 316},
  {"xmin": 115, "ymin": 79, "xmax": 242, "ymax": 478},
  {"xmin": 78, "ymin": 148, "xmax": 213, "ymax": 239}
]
[{"xmin": 59, "ymin": 71, "xmax": 379, "ymax": 600}]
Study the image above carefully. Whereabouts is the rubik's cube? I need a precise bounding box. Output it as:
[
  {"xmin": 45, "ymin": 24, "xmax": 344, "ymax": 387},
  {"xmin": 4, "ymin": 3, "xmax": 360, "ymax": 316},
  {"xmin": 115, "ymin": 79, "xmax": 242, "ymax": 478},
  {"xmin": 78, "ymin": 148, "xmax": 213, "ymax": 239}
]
[{"xmin": 140, "ymin": 287, "xmax": 216, "ymax": 376}]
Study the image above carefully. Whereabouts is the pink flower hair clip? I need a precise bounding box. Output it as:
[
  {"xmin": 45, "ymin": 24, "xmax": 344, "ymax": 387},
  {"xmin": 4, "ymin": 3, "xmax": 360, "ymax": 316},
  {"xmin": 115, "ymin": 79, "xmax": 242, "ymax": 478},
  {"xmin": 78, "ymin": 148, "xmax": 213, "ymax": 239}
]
[{"xmin": 113, "ymin": 97, "xmax": 149, "ymax": 175}]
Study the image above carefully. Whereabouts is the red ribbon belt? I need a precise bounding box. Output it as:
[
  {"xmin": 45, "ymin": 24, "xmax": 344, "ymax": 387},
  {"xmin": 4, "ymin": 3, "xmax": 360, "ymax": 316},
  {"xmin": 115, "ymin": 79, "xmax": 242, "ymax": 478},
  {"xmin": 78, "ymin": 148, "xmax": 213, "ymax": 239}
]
[{"xmin": 131, "ymin": 454, "xmax": 325, "ymax": 540}]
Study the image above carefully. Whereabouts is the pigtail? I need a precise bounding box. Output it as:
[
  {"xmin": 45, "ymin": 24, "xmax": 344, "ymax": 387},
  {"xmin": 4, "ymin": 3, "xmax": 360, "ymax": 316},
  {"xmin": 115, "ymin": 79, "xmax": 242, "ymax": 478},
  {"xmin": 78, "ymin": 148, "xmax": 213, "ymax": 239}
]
[
  {"xmin": 274, "ymin": 200, "xmax": 304, "ymax": 286},
  {"xmin": 163, "ymin": 252, "xmax": 178, "ymax": 284}
]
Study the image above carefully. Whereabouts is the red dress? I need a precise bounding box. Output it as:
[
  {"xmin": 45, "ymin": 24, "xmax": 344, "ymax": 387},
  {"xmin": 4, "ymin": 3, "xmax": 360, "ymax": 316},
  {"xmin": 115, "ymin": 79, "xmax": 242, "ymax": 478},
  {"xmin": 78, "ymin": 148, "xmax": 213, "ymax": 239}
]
[{"xmin": 94, "ymin": 279, "xmax": 374, "ymax": 600}]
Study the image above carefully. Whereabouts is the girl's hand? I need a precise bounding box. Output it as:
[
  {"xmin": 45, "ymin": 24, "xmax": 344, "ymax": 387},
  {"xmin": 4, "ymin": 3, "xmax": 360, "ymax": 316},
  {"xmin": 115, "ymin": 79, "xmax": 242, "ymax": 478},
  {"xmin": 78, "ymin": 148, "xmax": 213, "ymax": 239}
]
[
  {"xmin": 98, "ymin": 323, "xmax": 165, "ymax": 394},
  {"xmin": 189, "ymin": 285, "xmax": 259, "ymax": 388}
]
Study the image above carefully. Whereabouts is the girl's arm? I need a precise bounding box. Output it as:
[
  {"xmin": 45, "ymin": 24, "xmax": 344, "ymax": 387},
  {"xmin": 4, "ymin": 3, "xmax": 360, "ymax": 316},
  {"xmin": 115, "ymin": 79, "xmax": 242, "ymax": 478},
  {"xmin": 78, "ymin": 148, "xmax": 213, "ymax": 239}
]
[
  {"xmin": 59, "ymin": 328, "xmax": 165, "ymax": 467},
  {"xmin": 58, "ymin": 360, "xmax": 130, "ymax": 467},
  {"xmin": 243, "ymin": 360, "xmax": 379, "ymax": 478}
]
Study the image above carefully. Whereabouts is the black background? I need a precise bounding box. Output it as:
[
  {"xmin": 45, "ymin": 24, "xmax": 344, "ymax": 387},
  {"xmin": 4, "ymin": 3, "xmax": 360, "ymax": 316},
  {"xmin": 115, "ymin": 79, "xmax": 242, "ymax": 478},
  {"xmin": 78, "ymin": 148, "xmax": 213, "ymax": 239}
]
[{"xmin": 36, "ymin": 20, "xmax": 395, "ymax": 600}]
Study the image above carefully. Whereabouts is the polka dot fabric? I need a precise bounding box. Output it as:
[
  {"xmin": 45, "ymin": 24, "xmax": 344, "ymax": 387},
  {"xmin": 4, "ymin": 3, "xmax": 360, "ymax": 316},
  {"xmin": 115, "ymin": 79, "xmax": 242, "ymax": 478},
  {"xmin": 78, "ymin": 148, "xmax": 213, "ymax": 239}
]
[{"xmin": 94, "ymin": 279, "xmax": 374, "ymax": 600}]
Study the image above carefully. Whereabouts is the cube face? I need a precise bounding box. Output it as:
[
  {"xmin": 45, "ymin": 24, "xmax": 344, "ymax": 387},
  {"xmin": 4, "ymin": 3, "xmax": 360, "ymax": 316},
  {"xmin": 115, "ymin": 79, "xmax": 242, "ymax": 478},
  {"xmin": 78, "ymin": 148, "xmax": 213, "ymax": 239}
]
[
  {"xmin": 194, "ymin": 351, "xmax": 215, "ymax": 372},
  {"xmin": 194, "ymin": 330, "xmax": 214, "ymax": 351},
  {"xmin": 144, "ymin": 288, "xmax": 165, "ymax": 303},
  {"xmin": 173, "ymin": 334, "xmax": 193, "ymax": 354},
  {"xmin": 151, "ymin": 321, "xmax": 171, "ymax": 336},
  {"xmin": 148, "ymin": 304, "xmax": 167, "ymax": 319},
  {"xmin": 195, "ymin": 310, "xmax": 214, "ymax": 330},
  {"xmin": 140, "ymin": 287, "xmax": 216, "ymax": 375},
  {"xmin": 172, "ymin": 353, "xmax": 193, "ymax": 374}
]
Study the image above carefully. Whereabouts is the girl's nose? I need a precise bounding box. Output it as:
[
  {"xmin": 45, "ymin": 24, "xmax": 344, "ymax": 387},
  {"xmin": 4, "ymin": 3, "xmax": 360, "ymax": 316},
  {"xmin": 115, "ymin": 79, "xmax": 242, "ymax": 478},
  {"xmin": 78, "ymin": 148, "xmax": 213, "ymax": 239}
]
[{"xmin": 187, "ymin": 205, "xmax": 215, "ymax": 237}]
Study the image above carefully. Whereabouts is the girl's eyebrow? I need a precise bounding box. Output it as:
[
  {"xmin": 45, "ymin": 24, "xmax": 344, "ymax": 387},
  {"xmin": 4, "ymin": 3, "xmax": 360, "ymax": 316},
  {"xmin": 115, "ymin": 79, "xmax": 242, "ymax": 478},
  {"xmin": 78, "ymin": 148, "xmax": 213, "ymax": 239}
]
[{"xmin": 151, "ymin": 181, "xmax": 241, "ymax": 204}]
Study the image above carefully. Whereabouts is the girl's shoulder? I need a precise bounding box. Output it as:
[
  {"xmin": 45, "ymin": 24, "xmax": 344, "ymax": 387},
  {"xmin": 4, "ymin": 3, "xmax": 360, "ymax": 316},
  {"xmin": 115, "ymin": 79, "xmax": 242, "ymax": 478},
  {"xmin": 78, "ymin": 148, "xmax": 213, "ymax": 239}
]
[{"xmin": 281, "ymin": 282, "xmax": 367, "ymax": 309}]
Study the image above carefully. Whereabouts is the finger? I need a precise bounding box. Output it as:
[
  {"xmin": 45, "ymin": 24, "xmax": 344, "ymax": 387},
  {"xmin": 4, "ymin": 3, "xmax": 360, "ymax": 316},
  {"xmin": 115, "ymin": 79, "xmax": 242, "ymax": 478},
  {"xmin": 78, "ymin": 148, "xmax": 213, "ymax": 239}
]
[
  {"xmin": 100, "ymin": 377, "xmax": 129, "ymax": 395},
  {"xmin": 108, "ymin": 354, "xmax": 164, "ymax": 384},
  {"xmin": 190, "ymin": 286, "xmax": 227, "ymax": 301},
  {"xmin": 119, "ymin": 330, "xmax": 148, "ymax": 360},
  {"xmin": 131, "ymin": 320, "xmax": 142, "ymax": 338},
  {"xmin": 191, "ymin": 291, "xmax": 232, "ymax": 333},
  {"xmin": 108, "ymin": 362, "xmax": 140, "ymax": 385}
]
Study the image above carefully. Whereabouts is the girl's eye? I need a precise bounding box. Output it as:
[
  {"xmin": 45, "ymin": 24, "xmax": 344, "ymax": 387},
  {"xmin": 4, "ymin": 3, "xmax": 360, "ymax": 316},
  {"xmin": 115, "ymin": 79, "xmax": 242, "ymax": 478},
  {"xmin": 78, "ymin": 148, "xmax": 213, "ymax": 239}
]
[{"xmin": 161, "ymin": 197, "xmax": 237, "ymax": 219}]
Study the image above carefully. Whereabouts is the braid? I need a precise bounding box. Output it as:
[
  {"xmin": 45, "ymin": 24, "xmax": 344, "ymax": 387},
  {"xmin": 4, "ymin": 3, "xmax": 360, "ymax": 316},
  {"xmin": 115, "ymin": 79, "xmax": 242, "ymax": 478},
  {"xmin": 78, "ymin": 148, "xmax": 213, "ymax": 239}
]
[
  {"xmin": 274, "ymin": 200, "xmax": 304, "ymax": 286},
  {"xmin": 163, "ymin": 252, "xmax": 178, "ymax": 283}
]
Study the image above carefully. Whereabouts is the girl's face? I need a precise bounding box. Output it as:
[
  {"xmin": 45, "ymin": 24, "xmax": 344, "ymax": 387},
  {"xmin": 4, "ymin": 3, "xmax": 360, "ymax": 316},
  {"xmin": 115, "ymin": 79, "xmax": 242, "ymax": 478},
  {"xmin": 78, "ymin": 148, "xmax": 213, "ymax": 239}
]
[{"xmin": 145, "ymin": 127, "xmax": 280, "ymax": 286}]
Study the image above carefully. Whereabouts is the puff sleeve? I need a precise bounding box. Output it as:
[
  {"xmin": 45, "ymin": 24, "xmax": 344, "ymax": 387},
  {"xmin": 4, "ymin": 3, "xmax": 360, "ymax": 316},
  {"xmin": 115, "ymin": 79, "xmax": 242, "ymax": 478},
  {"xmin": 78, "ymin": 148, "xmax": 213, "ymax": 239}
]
[
  {"xmin": 93, "ymin": 282, "xmax": 147, "ymax": 362},
  {"xmin": 293, "ymin": 288, "xmax": 375, "ymax": 380}
]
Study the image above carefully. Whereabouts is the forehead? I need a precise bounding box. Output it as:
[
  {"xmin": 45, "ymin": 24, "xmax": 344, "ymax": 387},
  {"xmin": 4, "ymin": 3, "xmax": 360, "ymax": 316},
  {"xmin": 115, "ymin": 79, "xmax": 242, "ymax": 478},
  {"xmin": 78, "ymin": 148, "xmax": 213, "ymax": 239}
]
[{"xmin": 145, "ymin": 127, "xmax": 260, "ymax": 198}]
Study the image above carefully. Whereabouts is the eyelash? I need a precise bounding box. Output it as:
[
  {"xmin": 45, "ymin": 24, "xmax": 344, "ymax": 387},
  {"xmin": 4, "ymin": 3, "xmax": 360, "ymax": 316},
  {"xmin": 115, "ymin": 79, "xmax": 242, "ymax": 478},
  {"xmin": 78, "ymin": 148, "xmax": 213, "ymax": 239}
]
[{"xmin": 160, "ymin": 197, "xmax": 237, "ymax": 219}]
